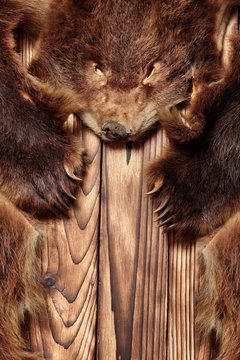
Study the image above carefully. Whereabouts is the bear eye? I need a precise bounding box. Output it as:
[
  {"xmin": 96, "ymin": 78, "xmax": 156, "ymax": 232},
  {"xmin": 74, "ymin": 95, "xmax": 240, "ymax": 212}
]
[{"xmin": 94, "ymin": 64, "xmax": 103, "ymax": 76}]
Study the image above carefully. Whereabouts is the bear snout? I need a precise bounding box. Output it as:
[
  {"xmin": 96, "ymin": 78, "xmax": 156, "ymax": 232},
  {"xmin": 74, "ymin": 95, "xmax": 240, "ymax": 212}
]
[{"xmin": 102, "ymin": 120, "xmax": 134, "ymax": 140}]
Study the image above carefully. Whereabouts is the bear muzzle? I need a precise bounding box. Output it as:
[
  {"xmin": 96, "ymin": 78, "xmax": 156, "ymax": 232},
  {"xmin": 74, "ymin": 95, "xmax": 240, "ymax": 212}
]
[{"xmin": 102, "ymin": 120, "xmax": 134, "ymax": 140}]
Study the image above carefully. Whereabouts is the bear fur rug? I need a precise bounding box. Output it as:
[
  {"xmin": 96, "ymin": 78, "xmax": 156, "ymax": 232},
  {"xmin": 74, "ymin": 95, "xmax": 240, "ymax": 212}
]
[{"xmin": 1, "ymin": 0, "xmax": 240, "ymax": 359}]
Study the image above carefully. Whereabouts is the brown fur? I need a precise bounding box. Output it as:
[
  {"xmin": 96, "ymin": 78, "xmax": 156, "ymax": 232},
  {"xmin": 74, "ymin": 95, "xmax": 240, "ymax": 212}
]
[
  {"xmin": 0, "ymin": 0, "xmax": 86, "ymax": 358},
  {"xmin": 0, "ymin": 193, "xmax": 42, "ymax": 360},
  {"xmin": 29, "ymin": 0, "xmax": 223, "ymax": 141},
  {"xmin": 0, "ymin": 0, "xmax": 85, "ymax": 218},
  {"xmin": 197, "ymin": 213, "xmax": 240, "ymax": 360},
  {"xmin": 2, "ymin": 0, "xmax": 240, "ymax": 358}
]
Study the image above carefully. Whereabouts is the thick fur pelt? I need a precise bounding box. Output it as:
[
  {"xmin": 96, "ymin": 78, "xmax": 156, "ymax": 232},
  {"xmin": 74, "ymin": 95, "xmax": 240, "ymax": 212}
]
[
  {"xmin": 197, "ymin": 214, "xmax": 240, "ymax": 360},
  {"xmin": 2, "ymin": 0, "xmax": 240, "ymax": 358},
  {"xmin": 0, "ymin": 0, "xmax": 85, "ymax": 358},
  {"xmin": 0, "ymin": 194, "xmax": 42, "ymax": 360}
]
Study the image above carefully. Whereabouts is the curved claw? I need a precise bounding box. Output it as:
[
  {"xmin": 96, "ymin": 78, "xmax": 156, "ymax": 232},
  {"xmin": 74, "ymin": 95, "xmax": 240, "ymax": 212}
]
[
  {"xmin": 62, "ymin": 185, "xmax": 77, "ymax": 200},
  {"xmin": 159, "ymin": 216, "xmax": 174, "ymax": 227},
  {"xmin": 154, "ymin": 198, "xmax": 169, "ymax": 214},
  {"xmin": 64, "ymin": 165, "xmax": 82, "ymax": 181},
  {"xmin": 163, "ymin": 223, "xmax": 178, "ymax": 233},
  {"xmin": 146, "ymin": 184, "xmax": 163, "ymax": 195},
  {"xmin": 154, "ymin": 208, "xmax": 169, "ymax": 222}
]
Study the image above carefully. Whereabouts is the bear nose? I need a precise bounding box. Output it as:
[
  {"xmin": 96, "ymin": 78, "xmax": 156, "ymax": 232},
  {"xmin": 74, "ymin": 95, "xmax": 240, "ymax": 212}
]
[{"xmin": 102, "ymin": 120, "xmax": 134, "ymax": 140}]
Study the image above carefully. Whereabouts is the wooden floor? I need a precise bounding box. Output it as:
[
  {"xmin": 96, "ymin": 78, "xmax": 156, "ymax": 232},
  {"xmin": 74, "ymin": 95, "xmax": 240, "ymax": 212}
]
[{"xmin": 19, "ymin": 33, "xmax": 212, "ymax": 360}]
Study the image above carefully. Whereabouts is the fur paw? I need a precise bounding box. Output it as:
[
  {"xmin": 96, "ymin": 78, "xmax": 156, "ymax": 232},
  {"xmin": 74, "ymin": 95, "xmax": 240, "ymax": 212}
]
[
  {"xmin": 147, "ymin": 177, "xmax": 179, "ymax": 233},
  {"xmin": 5, "ymin": 140, "xmax": 86, "ymax": 218},
  {"xmin": 146, "ymin": 177, "xmax": 175, "ymax": 232},
  {"xmin": 146, "ymin": 158, "xmax": 179, "ymax": 233},
  {"xmin": 0, "ymin": 88, "xmax": 86, "ymax": 218},
  {"xmin": 146, "ymin": 155, "xmax": 209, "ymax": 235}
]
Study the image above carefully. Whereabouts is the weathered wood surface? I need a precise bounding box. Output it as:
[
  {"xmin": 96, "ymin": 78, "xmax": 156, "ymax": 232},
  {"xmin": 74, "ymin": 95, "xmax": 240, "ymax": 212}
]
[
  {"xmin": 97, "ymin": 132, "xmax": 168, "ymax": 360},
  {"xmin": 17, "ymin": 31, "xmax": 212, "ymax": 360},
  {"xmin": 30, "ymin": 123, "xmax": 100, "ymax": 360}
]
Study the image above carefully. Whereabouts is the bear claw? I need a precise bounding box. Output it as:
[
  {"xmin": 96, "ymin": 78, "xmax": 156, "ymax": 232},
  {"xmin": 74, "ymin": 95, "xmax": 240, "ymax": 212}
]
[
  {"xmin": 62, "ymin": 185, "xmax": 77, "ymax": 200},
  {"xmin": 163, "ymin": 223, "xmax": 178, "ymax": 233},
  {"xmin": 159, "ymin": 216, "xmax": 175, "ymax": 227},
  {"xmin": 155, "ymin": 208, "xmax": 170, "ymax": 220},
  {"xmin": 146, "ymin": 183, "xmax": 163, "ymax": 195},
  {"xmin": 64, "ymin": 164, "xmax": 82, "ymax": 181}
]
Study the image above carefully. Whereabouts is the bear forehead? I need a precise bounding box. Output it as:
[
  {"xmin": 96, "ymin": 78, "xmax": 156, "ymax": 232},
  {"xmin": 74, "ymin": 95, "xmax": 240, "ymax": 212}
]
[
  {"xmin": 50, "ymin": 0, "xmax": 217, "ymax": 75},
  {"xmin": 36, "ymin": 0, "xmax": 233, "ymax": 140}
]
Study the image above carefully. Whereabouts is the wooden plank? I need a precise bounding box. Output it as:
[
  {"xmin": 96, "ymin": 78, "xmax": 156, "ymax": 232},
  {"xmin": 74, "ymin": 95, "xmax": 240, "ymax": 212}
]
[
  {"xmin": 167, "ymin": 234, "xmax": 196, "ymax": 360},
  {"xmin": 29, "ymin": 124, "xmax": 100, "ymax": 360},
  {"xmin": 97, "ymin": 128, "xmax": 169, "ymax": 360},
  {"xmin": 19, "ymin": 33, "xmax": 100, "ymax": 359},
  {"xmin": 167, "ymin": 234, "xmax": 212, "ymax": 360}
]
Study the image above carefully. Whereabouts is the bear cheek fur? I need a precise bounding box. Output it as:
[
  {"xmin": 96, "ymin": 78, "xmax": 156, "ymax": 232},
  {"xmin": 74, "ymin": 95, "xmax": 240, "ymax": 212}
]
[{"xmin": 0, "ymin": 193, "xmax": 43, "ymax": 360}]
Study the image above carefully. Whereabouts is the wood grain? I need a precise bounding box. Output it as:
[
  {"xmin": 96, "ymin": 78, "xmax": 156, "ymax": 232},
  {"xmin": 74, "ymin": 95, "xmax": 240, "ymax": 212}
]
[
  {"xmin": 167, "ymin": 234, "xmax": 196, "ymax": 360},
  {"xmin": 29, "ymin": 124, "xmax": 100, "ymax": 359},
  {"xmin": 97, "ymin": 129, "xmax": 169, "ymax": 360},
  {"xmin": 29, "ymin": 123, "xmax": 100, "ymax": 360}
]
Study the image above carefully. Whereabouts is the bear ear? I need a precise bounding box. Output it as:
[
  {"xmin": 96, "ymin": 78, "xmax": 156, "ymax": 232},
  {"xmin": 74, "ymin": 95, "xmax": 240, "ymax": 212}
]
[{"xmin": 73, "ymin": 0, "xmax": 100, "ymax": 12}]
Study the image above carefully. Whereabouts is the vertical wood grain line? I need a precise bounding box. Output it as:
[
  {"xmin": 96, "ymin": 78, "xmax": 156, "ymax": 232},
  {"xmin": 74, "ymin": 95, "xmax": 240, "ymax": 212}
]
[
  {"xmin": 98, "ymin": 128, "xmax": 169, "ymax": 360},
  {"xmin": 167, "ymin": 234, "xmax": 198, "ymax": 360},
  {"xmin": 103, "ymin": 142, "xmax": 144, "ymax": 359}
]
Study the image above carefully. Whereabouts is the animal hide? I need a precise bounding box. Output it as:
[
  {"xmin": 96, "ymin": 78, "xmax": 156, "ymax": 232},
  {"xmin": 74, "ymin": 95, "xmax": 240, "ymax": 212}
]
[
  {"xmin": 0, "ymin": 0, "xmax": 85, "ymax": 358},
  {"xmin": 1, "ymin": 0, "xmax": 240, "ymax": 358}
]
